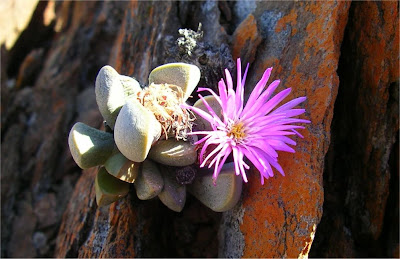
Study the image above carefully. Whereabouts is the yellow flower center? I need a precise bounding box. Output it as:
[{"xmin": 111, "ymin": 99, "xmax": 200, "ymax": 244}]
[{"xmin": 227, "ymin": 122, "xmax": 246, "ymax": 142}]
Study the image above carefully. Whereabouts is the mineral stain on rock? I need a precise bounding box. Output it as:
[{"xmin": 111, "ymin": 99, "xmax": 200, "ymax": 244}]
[{"xmin": 1, "ymin": 0, "xmax": 398, "ymax": 258}]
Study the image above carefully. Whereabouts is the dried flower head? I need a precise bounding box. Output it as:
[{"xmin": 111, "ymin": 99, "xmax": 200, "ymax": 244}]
[
  {"xmin": 183, "ymin": 59, "xmax": 310, "ymax": 184},
  {"xmin": 137, "ymin": 83, "xmax": 195, "ymax": 140}
]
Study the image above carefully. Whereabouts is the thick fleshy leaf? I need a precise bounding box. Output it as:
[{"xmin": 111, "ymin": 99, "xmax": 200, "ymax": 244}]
[
  {"xmin": 148, "ymin": 63, "xmax": 200, "ymax": 101},
  {"xmin": 188, "ymin": 162, "xmax": 242, "ymax": 212},
  {"xmin": 95, "ymin": 65, "xmax": 126, "ymax": 129},
  {"xmin": 68, "ymin": 122, "xmax": 116, "ymax": 169},
  {"xmin": 95, "ymin": 66, "xmax": 143, "ymax": 129},
  {"xmin": 134, "ymin": 159, "xmax": 164, "ymax": 200},
  {"xmin": 158, "ymin": 168, "xmax": 186, "ymax": 212},
  {"xmin": 148, "ymin": 138, "xmax": 197, "ymax": 166},
  {"xmin": 193, "ymin": 95, "xmax": 223, "ymax": 130},
  {"xmin": 114, "ymin": 99, "xmax": 161, "ymax": 162},
  {"xmin": 119, "ymin": 75, "xmax": 142, "ymax": 101},
  {"xmin": 193, "ymin": 95, "xmax": 223, "ymax": 131},
  {"xmin": 104, "ymin": 152, "xmax": 141, "ymax": 183},
  {"xmin": 95, "ymin": 167, "xmax": 130, "ymax": 207}
]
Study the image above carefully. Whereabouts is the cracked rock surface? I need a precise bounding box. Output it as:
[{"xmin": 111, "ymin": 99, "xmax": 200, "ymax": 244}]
[{"xmin": 1, "ymin": 1, "xmax": 398, "ymax": 258}]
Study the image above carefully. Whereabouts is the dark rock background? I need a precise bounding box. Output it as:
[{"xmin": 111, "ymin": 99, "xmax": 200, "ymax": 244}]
[{"xmin": 1, "ymin": 1, "xmax": 398, "ymax": 257}]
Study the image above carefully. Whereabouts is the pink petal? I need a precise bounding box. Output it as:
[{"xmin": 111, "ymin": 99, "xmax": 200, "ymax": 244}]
[
  {"xmin": 243, "ymin": 67, "xmax": 272, "ymax": 113},
  {"xmin": 267, "ymin": 135, "xmax": 297, "ymax": 146},
  {"xmin": 235, "ymin": 59, "xmax": 244, "ymax": 114},
  {"xmin": 241, "ymin": 79, "xmax": 281, "ymax": 120},
  {"xmin": 215, "ymin": 145, "xmax": 232, "ymax": 178},
  {"xmin": 258, "ymin": 88, "xmax": 292, "ymax": 116},
  {"xmin": 241, "ymin": 146, "xmax": 272, "ymax": 183},
  {"xmin": 197, "ymin": 87, "xmax": 223, "ymax": 107},
  {"xmin": 241, "ymin": 63, "xmax": 250, "ymax": 89},
  {"xmin": 197, "ymin": 94, "xmax": 224, "ymax": 126},
  {"xmin": 247, "ymin": 139, "xmax": 279, "ymax": 158},
  {"xmin": 235, "ymin": 147, "xmax": 249, "ymax": 182},
  {"xmin": 268, "ymin": 140, "xmax": 296, "ymax": 153},
  {"xmin": 271, "ymin": 96, "xmax": 307, "ymax": 114},
  {"xmin": 181, "ymin": 103, "xmax": 215, "ymax": 125},
  {"xmin": 292, "ymin": 129, "xmax": 304, "ymax": 138},
  {"xmin": 225, "ymin": 69, "xmax": 234, "ymax": 90},
  {"xmin": 218, "ymin": 79, "xmax": 228, "ymax": 114},
  {"xmin": 275, "ymin": 109, "xmax": 306, "ymax": 118}
]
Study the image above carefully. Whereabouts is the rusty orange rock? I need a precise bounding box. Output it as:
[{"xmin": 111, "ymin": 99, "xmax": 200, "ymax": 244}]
[
  {"xmin": 311, "ymin": 2, "xmax": 399, "ymax": 257},
  {"xmin": 11, "ymin": 0, "xmax": 394, "ymax": 257},
  {"xmin": 55, "ymin": 167, "xmax": 97, "ymax": 257},
  {"xmin": 78, "ymin": 198, "xmax": 136, "ymax": 258},
  {"xmin": 343, "ymin": 1, "xmax": 399, "ymax": 243},
  {"xmin": 231, "ymin": 14, "xmax": 262, "ymax": 63},
  {"xmin": 219, "ymin": 1, "xmax": 351, "ymax": 257}
]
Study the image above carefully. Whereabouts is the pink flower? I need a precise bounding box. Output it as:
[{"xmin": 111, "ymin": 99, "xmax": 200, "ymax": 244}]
[{"xmin": 182, "ymin": 59, "xmax": 310, "ymax": 184}]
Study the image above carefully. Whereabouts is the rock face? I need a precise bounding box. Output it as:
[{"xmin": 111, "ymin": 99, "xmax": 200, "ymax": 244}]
[
  {"xmin": 220, "ymin": 1, "xmax": 351, "ymax": 257},
  {"xmin": 310, "ymin": 2, "xmax": 399, "ymax": 258},
  {"xmin": 1, "ymin": 1, "xmax": 129, "ymax": 257},
  {"xmin": 1, "ymin": 1, "xmax": 398, "ymax": 258}
]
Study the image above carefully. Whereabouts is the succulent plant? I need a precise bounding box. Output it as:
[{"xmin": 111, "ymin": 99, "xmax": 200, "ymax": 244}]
[
  {"xmin": 104, "ymin": 152, "xmax": 140, "ymax": 183},
  {"xmin": 148, "ymin": 138, "xmax": 198, "ymax": 166},
  {"xmin": 158, "ymin": 167, "xmax": 187, "ymax": 212},
  {"xmin": 148, "ymin": 62, "xmax": 201, "ymax": 102},
  {"xmin": 68, "ymin": 62, "xmax": 243, "ymax": 212},
  {"xmin": 192, "ymin": 95, "xmax": 222, "ymax": 131},
  {"xmin": 134, "ymin": 159, "xmax": 164, "ymax": 200},
  {"xmin": 95, "ymin": 167, "xmax": 130, "ymax": 207},
  {"xmin": 114, "ymin": 99, "xmax": 162, "ymax": 162},
  {"xmin": 68, "ymin": 122, "xmax": 117, "ymax": 169},
  {"xmin": 188, "ymin": 162, "xmax": 242, "ymax": 212}
]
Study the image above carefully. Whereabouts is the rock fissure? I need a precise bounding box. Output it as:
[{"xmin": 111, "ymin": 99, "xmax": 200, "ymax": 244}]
[{"xmin": 1, "ymin": 0, "xmax": 397, "ymax": 257}]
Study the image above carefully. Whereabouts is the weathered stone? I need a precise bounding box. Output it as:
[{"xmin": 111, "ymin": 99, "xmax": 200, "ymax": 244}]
[
  {"xmin": 231, "ymin": 14, "xmax": 262, "ymax": 63},
  {"xmin": 33, "ymin": 193, "xmax": 57, "ymax": 228},
  {"xmin": 4, "ymin": 0, "xmax": 397, "ymax": 257},
  {"xmin": 75, "ymin": 87, "xmax": 103, "ymax": 129},
  {"xmin": 134, "ymin": 159, "xmax": 163, "ymax": 200},
  {"xmin": 188, "ymin": 162, "xmax": 242, "ymax": 212},
  {"xmin": 148, "ymin": 63, "xmax": 201, "ymax": 101},
  {"xmin": 33, "ymin": 231, "xmax": 49, "ymax": 256},
  {"xmin": 8, "ymin": 201, "xmax": 37, "ymax": 258},
  {"xmin": 16, "ymin": 48, "xmax": 44, "ymax": 88},
  {"xmin": 114, "ymin": 99, "xmax": 162, "ymax": 162},
  {"xmin": 95, "ymin": 167, "xmax": 130, "ymax": 207},
  {"xmin": 77, "ymin": 199, "xmax": 136, "ymax": 258},
  {"xmin": 5, "ymin": 1, "xmax": 55, "ymax": 77},
  {"xmin": 68, "ymin": 122, "xmax": 116, "ymax": 169},
  {"xmin": 0, "ymin": 0, "xmax": 39, "ymax": 49},
  {"xmin": 2, "ymin": 1, "xmax": 129, "ymax": 258},
  {"xmin": 55, "ymin": 167, "xmax": 136, "ymax": 258},
  {"xmin": 1, "ymin": 123, "xmax": 24, "ymax": 257},
  {"xmin": 311, "ymin": 2, "xmax": 399, "ymax": 257},
  {"xmin": 148, "ymin": 138, "xmax": 197, "ymax": 166},
  {"xmin": 158, "ymin": 168, "xmax": 186, "ymax": 212},
  {"xmin": 219, "ymin": 1, "xmax": 351, "ymax": 258},
  {"xmin": 104, "ymin": 152, "xmax": 140, "ymax": 183},
  {"xmin": 55, "ymin": 167, "xmax": 96, "ymax": 257}
]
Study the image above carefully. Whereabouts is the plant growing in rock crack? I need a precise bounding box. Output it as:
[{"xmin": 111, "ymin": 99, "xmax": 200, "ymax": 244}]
[
  {"xmin": 185, "ymin": 58, "xmax": 310, "ymax": 186},
  {"xmin": 68, "ymin": 62, "xmax": 243, "ymax": 212},
  {"xmin": 68, "ymin": 58, "xmax": 309, "ymax": 213}
]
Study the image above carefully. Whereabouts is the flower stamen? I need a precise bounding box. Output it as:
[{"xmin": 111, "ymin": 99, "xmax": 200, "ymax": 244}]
[{"xmin": 227, "ymin": 121, "xmax": 246, "ymax": 142}]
